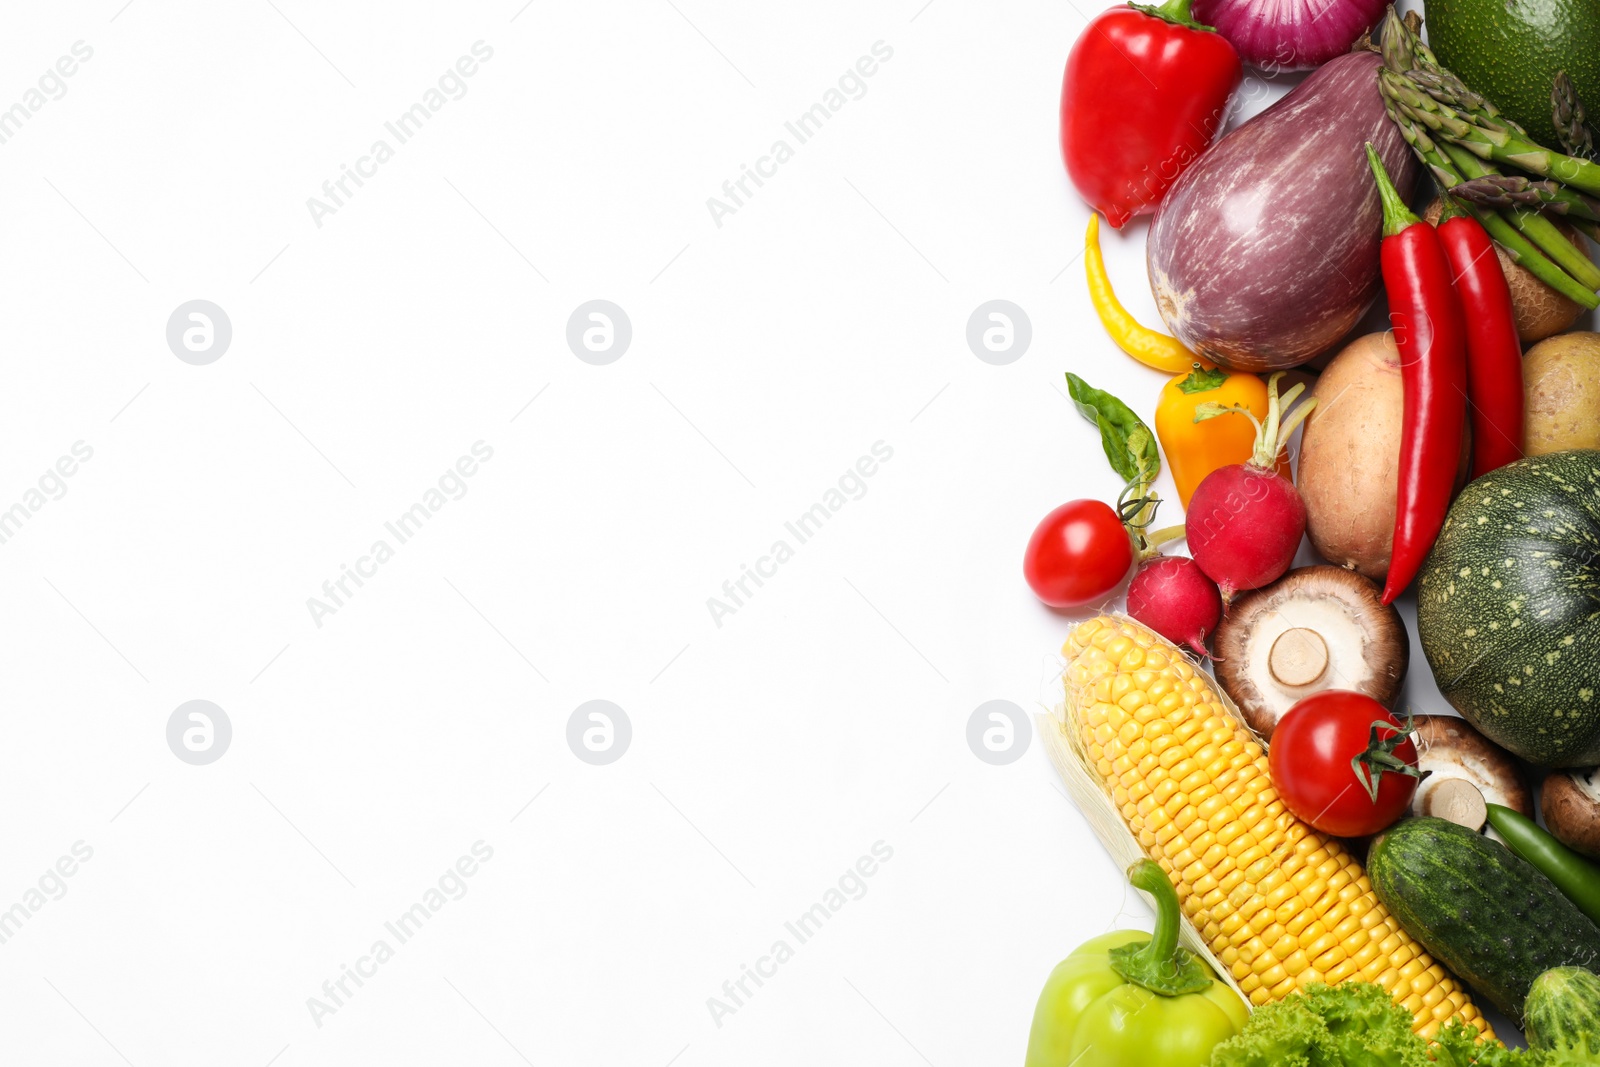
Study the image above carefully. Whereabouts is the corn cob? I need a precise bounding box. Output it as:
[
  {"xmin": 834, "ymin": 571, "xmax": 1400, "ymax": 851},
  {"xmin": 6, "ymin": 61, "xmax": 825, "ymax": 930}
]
[{"xmin": 1061, "ymin": 615, "xmax": 1492, "ymax": 1040}]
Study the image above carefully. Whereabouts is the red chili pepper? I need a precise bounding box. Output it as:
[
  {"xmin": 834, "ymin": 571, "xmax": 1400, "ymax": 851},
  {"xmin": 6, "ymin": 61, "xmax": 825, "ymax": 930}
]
[
  {"xmin": 1435, "ymin": 197, "xmax": 1525, "ymax": 478},
  {"xmin": 1059, "ymin": 0, "xmax": 1241, "ymax": 228},
  {"xmin": 1366, "ymin": 144, "xmax": 1468, "ymax": 605}
]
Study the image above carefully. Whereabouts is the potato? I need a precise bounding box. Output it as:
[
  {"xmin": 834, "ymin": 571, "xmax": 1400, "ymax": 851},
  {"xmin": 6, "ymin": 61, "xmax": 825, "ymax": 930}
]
[
  {"xmin": 1424, "ymin": 199, "xmax": 1586, "ymax": 344},
  {"xmin": 1297, "ymin": 333, "xmax": 1472, "ymax": 583},
  {"xmin": 1298, "ymin": 333, "xmax": 1403, "ymax": 581},
  {"xmin": 1525, "ymin": 332, "xmax": 1600, "ymax": 454}
]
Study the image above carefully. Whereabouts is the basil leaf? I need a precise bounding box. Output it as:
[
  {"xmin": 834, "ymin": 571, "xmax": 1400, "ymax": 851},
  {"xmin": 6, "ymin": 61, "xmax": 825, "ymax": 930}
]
[{"xmin": 1065, "ymin": 372, "xmax": 1160, "ymax": 489}]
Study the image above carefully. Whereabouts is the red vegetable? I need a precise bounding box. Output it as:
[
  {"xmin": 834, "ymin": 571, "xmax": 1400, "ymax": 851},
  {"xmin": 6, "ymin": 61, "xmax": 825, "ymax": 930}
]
[
  {"xmin": 1184, "ymin": 373, "xmax": 1314, "ymax": 601},
  {"xmin": 1268, "ymin": 690, "xmax": 1425, "ymax": 837},
  {"xmin": 1126, "ymin": 555, "xmax": 1222, "ymax": 656},
  {"xmin": 1191, "ymin": 0, "xmax": 1386, "ymax": 71},
  {"xmin": 1060, "ymin": 0, "xmax": 1242, "ymax": 228},
  {"xmin": 1436, "ymin": 198, "xmax": 1524, "ymax": 479},
  {"xmin": 1023, "ymin": 499, "xmax": 1135, "ymax": 608},
  {"xmin": 1365, "ymin": 145, "xmax": 1468, "ymax": 605}
]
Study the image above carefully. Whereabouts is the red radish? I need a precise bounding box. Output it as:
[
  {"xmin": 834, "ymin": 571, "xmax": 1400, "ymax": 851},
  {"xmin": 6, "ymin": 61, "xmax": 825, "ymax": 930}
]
[
  {"xmin": 1127, "ymin": 555, "xmax": 1222, "ymax": 656},
  {"xmin": 1185, "ymin": 372, "xmax": 1314, "ymax": 600}
]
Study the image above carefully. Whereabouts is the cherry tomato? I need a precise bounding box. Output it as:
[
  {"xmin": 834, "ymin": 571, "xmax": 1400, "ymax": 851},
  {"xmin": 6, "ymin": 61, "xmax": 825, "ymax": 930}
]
[
  {"xmin": 1268, "ymin": 690, "xmax": 1422, "ymax": 838},
  {"xmin": 1023, "ymin": 499, "xmax": 1134, "ymax": 608}
]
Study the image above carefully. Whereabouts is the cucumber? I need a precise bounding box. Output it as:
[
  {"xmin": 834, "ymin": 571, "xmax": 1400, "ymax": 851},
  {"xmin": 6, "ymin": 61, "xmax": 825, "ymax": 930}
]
[
  {"xmin": 1526, "ymin": 967, "xmax": 1600, "ymax": 1058},
  {"xmin": 1367, "ymin": 817, "xmax": 1600, "ymax": 1023}
]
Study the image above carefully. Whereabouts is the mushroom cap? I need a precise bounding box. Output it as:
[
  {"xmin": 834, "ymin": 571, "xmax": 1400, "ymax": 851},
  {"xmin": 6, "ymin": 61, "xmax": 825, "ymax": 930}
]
[
  {"xmin": 1542, "ymin": 769, "xmax": 1600, "ymax": 861},
  {"xmin": 1408, "ymin": 714, "xmax": 1531, "ymax": 833},
  {"xmin": 1213, "ymin": 566, "xmax": 1408, "ymax": 740}
]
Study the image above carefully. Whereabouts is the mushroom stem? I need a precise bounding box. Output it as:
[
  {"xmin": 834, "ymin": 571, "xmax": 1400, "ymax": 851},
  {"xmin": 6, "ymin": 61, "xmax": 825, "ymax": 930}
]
[
  {"xmin": 1267, "ymin": 628, "xmax": 1329, "ymax": 687},
  {"xmin": 1421, "ymin": 778, "xmax": 1488, "ymax": 830}
]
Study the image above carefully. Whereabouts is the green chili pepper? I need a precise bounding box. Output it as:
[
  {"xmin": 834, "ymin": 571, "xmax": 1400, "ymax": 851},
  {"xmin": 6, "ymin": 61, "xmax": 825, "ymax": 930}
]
[
  {"xmin": 1024, "ymin": 860, "xmax": 1247, "ymax": 1067},
  {"xmin": 1486, "ymin": 804, "xmax": 1600, "ymax": 926}
]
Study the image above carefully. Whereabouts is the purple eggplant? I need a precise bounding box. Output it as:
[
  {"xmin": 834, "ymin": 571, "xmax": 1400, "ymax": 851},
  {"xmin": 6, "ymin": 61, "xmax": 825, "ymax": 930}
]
[{"xmin": 1147, "ymin": 50, "xmax": 1418, "ymax": 371}]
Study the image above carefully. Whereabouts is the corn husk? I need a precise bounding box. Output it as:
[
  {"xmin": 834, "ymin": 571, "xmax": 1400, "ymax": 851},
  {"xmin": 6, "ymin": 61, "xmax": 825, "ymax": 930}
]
[{"xmin": 1036, "ymin": 625, "xmax": 1254, "ymax": 1009}]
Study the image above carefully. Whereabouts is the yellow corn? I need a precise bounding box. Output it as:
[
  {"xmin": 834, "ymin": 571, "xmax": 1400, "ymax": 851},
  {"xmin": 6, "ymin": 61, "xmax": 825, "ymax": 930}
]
[{"xmin": 1062, "ymin": 614, "xmax": 1491, "ymax": 1040}]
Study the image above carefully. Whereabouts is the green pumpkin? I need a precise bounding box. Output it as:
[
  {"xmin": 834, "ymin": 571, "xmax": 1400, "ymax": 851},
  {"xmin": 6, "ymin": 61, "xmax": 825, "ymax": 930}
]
[{"xmin": 1417, "ymin": 450, "xmax": 1600, "ymax": 766}]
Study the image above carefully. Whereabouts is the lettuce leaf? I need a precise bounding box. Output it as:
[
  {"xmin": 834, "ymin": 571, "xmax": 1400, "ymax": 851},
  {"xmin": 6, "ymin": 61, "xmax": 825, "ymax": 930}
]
[
  {"xmin": 1210, "ymin": 983, "xmax": 1567, "ymax": 1067},
  {"xmin": 1434, "ymin": 1020, "xmax": 1588, "ymax": 1067}
]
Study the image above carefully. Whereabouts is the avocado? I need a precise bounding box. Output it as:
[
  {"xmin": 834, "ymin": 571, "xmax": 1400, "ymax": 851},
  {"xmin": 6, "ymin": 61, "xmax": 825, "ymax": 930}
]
[{"xmin": 1426, "ymin": 0, "xmax": 1600, "ymax": 148}]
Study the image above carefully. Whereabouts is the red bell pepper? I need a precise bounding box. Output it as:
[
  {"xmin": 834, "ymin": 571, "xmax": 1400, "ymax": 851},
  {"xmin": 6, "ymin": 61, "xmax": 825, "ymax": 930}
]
[
  {"xmin": 1436, "ymin": 197, "xmax": 1525, "ymax": 478},
  {"xmin": 1365, "ymin": 145, "xmax": 1467, "ymax": 605},
  {"xmin": 1060, "ymin": 0, "xmax": 1241, "ymax": 228}
]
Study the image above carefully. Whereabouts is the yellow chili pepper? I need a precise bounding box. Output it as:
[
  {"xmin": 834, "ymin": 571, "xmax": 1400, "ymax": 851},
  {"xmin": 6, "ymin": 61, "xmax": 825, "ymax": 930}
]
[
  {"xmin": 1085, "ymin": 213, "xmax": 1197, "ymax": 374},
  {"xmin": 1155, "ymin": 363, "xmax": 1289, "ymax": 508}
]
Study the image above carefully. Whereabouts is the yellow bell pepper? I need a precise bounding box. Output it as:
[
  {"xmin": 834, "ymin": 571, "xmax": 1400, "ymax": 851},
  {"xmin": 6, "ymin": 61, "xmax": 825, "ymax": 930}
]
[
  {"xmin": 1155, "ymin": 363, "xmax": 1289, "ymax": 508},
  {"xmin": 1084, "ymin": 213, "xmax": 1196, "ymax": 375}
]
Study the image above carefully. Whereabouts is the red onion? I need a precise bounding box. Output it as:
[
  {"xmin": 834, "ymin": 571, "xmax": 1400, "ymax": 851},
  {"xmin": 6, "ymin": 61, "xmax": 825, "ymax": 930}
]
[{"xmin": 1191, "ymin": 0, "xmax": 1386, "ymax": 71}]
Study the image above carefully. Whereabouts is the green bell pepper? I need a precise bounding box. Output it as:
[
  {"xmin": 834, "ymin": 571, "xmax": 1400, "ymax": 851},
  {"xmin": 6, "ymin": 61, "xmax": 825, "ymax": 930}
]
[{"xmin": 1024, "ymin": 860, "xmax": 1248, "ymax": 1067}]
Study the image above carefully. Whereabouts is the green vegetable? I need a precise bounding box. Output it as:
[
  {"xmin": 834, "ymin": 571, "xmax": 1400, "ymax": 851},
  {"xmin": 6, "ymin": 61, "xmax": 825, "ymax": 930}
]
[
  {"xmin": 1416, "ymin": 451, "xmax": 1600, "ymax": 766},
  {"xmin": 1554, "ymin": 72, "xmax": 1597, "ymax": 160},
  {"xmin": 1066, "ymin": 372, "xmax": 1160, "ymax": 491},
  {"xmin": 1201, "ymin": 976, "xmax": 1582, "ymax": 1067},
  {"xmin": 1065, "ymin": 370, "xmax": 1180, "ymax": 553},
  {"xmin": 1526, "ymin": 967, "xmax": 1600, "ymax": 1059},
  {"xmin": 1377, "ymin": 11, "xmax": 1600, "ymax": 294},
  {"xmin": 1388, "ymin": 73, "xmax": 1600, "ymax": 199},
  {"xmin": 1435, "ymin": 138, "xmax": 1600, "ymax": 291},
  {"xmin": 1378, "ymin": 81, "xmax": 1599, "ymax": 308},
  {"xmin": 1448, "ymin": 175, "xmax": 1600, "ymax": 223},
  {"xmin": 1424, "ymin": 0, "xmax": 1600, "ymax": 148},
  {"xmin": 1367, "ymin": 817, "xmax": 1600, "ymax": 1023},
  {"xmin": 1208, "ymin": 981, "xmax": 1431, "ymax": 1067},
  {"xmin": 1025, "ymin": 860, "xmax": 1246, "ymax": 1067},
  {"xmin": 1486, "ymin": 804, "xmax": 1600, "ymax": 925},
  {"xmin": 1433, "ymin": 1019, "xmax": 1574, "ymax": 1065}
]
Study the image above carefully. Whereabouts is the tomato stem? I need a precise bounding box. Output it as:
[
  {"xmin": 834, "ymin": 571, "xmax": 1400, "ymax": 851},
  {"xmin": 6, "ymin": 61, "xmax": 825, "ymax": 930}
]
[
  {"xmin": 1351, "ymin": 709, "xmax": 1431, "ymax": 804},
  {"xmin": 1117, "ymin": 482, "xmax": 1185, "ymax": 560}
]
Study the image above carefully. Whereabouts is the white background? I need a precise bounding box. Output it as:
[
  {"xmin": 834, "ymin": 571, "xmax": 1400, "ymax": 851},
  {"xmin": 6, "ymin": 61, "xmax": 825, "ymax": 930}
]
[{"xmin": 0, "ymin": 0, "xmax": 1519, "ymax": 1063}]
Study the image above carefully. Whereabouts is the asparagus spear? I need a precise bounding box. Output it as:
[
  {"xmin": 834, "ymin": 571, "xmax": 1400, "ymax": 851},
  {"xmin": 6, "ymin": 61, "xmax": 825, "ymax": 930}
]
[
  {"xmin": 1380, "ymin": 9, "xmax": 1525, "ymax": 133},
  {"xmin": 1554, "ymin": 71, "xmax": 1597, "ymax": 160},
  {"xmin": 1449, "ymin": 175, "xmax": 1600, "ymax": 221},
  {"xmin": 1384, "ymin": 98, "xmax": 1600, "ymax": 307},
  {"xmin": 1383, "ymin": 71, "xmax": 1600, "ymax": 289},
  {"xmin": 1378, "ymin": 11, "xmax": 1600, "ymax": 264},
  {"xmin": 1386, "ymin": 69, "xmax": 1600, "ymax": 196},
  {"xmin": 1435, "ymin": 136, "xmax": 1600, "ymax": 288},
  {"xmin": 1377, "ymin": 6, "xmax": 1416, "ymax": 76}
]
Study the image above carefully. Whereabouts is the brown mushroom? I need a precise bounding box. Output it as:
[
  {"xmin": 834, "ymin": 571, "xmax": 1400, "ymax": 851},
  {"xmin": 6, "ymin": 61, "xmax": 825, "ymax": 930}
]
[
  {"xmin": 1407, "ymin": 714, "xmax": 1531, "ymax": 834},
  {"xmin": 1542, "ymin": 769, "xmax": 1600, "ymax": 860},
  {"xmin": 1213, "ymin": 566, "xmax": 1408, "ymax": 739}
]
